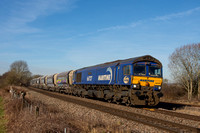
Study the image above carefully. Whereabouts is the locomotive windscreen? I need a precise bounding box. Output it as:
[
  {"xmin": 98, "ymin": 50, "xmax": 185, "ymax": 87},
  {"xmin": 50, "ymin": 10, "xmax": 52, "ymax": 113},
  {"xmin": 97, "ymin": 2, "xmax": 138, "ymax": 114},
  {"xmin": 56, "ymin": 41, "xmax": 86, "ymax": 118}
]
[
  {"xmin": 148, "ymin": 65, "xmax": 161, "ymax": 77},
  {"xmin": 133, "ymin": 62, "xmax": 162, "ymax": 77},
  {"xmin": 133, "ymin": 65, "xmax": 145, "ymax": 76}
]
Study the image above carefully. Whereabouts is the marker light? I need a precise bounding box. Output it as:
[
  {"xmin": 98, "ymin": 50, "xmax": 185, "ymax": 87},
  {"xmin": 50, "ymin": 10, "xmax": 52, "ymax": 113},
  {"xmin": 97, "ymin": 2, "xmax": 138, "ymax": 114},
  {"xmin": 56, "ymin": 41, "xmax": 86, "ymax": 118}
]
[{"xmin": 158, "ymin": 86, "xmax": 161, "ymax": 90}]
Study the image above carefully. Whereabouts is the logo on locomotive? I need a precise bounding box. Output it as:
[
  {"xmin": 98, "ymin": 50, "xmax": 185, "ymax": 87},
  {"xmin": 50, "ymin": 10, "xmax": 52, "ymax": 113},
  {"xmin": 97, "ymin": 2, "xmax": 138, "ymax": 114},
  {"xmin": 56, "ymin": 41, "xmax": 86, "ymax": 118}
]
[{"xmin": 123, "ymin": 76, "xmax": 129, "ymax": 84}]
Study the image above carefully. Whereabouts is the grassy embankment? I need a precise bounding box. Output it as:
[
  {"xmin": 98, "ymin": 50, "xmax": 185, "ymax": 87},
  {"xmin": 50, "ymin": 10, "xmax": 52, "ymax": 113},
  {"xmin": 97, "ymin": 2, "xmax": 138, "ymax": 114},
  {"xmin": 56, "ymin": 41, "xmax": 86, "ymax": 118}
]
[{"xmin": 0, "ymin": 96, "xmax": 6, "ymax": 133}]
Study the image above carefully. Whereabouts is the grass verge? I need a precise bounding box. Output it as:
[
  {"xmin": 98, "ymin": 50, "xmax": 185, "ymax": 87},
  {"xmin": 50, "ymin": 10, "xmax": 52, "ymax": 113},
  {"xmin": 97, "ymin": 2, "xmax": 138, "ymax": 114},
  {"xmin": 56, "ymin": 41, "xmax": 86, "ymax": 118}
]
[{"xmin": 0, "ymin": 96, "xmax": 6, "ymax": 133}]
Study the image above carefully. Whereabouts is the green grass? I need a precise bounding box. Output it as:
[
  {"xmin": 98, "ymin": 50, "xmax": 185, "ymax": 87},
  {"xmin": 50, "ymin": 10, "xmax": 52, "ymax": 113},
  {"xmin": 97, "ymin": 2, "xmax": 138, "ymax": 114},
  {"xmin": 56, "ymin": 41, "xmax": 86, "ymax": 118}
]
[{"xmin": 0, "ymin": 97, "xmax": 6, "ymax": 133}]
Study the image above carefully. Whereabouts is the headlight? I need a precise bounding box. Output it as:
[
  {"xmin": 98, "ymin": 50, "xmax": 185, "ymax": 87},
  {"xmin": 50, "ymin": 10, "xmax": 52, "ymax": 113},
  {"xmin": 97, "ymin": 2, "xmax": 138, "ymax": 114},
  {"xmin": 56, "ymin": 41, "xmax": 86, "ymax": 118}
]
[
  {"xmin": 132, "ymin": 84, "xmax": 140, "ymax": 89},
  {"xmin": 154, "ymin": 86, "xmax": 161, "ymax": 91}
]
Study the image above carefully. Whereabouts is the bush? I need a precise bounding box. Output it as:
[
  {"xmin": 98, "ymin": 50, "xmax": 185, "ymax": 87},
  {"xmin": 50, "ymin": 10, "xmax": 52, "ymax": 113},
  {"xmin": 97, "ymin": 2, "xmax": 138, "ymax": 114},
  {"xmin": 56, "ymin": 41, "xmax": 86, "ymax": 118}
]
[{"xmin": 162, "ymin": 83, "xmax": 186, "ymax": 100}]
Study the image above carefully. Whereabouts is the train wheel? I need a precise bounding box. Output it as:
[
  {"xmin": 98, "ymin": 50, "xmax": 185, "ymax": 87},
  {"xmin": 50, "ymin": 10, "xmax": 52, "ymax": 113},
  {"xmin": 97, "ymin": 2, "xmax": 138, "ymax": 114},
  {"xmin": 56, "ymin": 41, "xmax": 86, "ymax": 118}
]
[
  {"xmin": 81, "ymin": 93, "xmax": 85, "ymax": 98},
  {"xmin": 153, "ymin": 95, "xmax": 159, "ymax": 106},
  {"xmin": 125, "ymin": 100, "xmax": 131, "ymax": 107},
  {"xmin": 148, "ymin": 95, "xmax": 159, "ymax": 106},
  {"xmin": 108, "ymin": 99, "xmax": 112, "ymax": 103},
  {"xmin": 116, "ymin": 101, "xmax": 120, "ymax": 105}
]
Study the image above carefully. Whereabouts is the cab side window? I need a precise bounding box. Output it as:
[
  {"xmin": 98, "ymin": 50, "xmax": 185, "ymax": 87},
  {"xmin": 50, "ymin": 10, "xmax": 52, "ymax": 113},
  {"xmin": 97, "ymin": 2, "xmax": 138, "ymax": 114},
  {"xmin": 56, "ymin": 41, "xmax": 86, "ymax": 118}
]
[{"xmin": 123, "ymin": 65, "xmax": 130, "ymax": 75}]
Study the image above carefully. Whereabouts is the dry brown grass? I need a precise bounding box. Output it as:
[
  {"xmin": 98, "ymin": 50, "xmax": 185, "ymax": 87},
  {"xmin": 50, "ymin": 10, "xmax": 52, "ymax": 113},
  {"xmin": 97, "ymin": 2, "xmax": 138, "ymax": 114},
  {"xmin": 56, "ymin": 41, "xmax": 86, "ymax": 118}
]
[
  {"xmin": 0, "ymin": 87, "xmax": 132, "ymax": 133},
  {"xmin": 0, "ymin": 87, "xmax": 80, "ymax": 133},
  {"xmin": 0, "ymin": 86, "xmax": 10, "ymax": 95},
  {"xmin": 5, "ymin": 99, "xmax": 81, "ymax": 133}
]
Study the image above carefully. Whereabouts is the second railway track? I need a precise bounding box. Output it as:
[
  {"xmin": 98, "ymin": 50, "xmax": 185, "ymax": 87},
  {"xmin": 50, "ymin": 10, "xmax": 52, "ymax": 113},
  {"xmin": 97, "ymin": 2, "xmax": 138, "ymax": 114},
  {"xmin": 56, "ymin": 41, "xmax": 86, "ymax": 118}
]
[
  {"xmin": 26, "ymin": 87, "xmax": 200, "ymax": 133},
  {"xmin": 143, "ymin": 107, "xmax": 200, "ymax": 122}
]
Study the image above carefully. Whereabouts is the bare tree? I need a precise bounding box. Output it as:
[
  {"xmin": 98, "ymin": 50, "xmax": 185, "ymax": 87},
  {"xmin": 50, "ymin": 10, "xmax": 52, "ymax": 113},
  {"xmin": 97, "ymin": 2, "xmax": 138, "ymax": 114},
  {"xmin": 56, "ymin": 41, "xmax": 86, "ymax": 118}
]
[
  {"xmin": 8, "ymin": 60, "xmax": 32, "ymax": 86},
  {"xmin": 168, "ymin": 43, "xmax": 200, "ymax": 101}
]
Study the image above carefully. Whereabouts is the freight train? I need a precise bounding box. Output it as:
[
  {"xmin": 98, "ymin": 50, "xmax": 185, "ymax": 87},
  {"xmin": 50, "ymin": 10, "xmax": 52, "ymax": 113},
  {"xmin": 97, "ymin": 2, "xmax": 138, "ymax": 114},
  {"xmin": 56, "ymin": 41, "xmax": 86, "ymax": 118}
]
[{"xmin": 30, "ymin": 55, "xmax": 163, "ymax": 106}]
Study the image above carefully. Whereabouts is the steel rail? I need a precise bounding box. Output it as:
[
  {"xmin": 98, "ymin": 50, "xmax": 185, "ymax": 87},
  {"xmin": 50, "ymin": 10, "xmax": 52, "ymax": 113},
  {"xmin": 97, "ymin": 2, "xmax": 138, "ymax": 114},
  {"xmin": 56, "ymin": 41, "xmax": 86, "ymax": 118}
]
[
  {"xmin": 155, "ymin": 109, "xmax": 200, "ymax": 122},
  {"xmin": 142, "ymin": 107, "xmax": 200, "ymax": 122},
  {"xmin": 160, "ymin": 101, "xmax": 200, "ymax": 108}
]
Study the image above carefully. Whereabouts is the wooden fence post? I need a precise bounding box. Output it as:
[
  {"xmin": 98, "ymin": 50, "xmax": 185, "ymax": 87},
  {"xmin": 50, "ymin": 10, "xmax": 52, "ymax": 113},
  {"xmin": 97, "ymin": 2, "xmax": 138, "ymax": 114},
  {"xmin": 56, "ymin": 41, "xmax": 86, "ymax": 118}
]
[{"xmin": 36, "ymin": 106, "xmax": 39, "ymax": 117}]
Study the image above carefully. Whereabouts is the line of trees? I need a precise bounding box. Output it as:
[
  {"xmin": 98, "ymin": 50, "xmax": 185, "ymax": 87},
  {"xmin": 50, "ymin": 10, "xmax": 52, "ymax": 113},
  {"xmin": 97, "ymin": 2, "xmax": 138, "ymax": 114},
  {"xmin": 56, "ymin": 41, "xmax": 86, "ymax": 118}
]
[
  {"xmin": 0, "ymin": 61, "xmax": 33, "ymax": 87},
  {"xmin": 168, "ymin": 43, "xmax": 200, "ymax": 101}
]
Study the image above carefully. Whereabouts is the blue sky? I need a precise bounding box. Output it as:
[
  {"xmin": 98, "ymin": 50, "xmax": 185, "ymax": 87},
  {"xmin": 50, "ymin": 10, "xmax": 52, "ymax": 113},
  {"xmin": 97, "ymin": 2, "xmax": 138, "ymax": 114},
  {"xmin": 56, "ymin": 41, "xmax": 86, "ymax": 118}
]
[{"xmin": 0, "ymin": 0, "xmax": 200, "ymax": 79}]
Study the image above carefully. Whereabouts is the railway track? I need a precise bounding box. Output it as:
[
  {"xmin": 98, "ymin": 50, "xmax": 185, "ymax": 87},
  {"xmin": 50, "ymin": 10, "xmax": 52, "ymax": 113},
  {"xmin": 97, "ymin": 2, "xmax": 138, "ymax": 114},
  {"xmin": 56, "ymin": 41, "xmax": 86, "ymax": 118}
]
[
  {"xmin": 160, "ymin": 101, "xmax": 200, "ymax": 108},
  {"xmin": 142, "ymin": 106, "xmax": 200, "ymax": 122},
  {"xmin": 26, "ymin": 87, "xmax": 200, "ymax": 133},
  {"xmin": 145, "ymin": 101, "xmax": 200, "ymax": 122}
]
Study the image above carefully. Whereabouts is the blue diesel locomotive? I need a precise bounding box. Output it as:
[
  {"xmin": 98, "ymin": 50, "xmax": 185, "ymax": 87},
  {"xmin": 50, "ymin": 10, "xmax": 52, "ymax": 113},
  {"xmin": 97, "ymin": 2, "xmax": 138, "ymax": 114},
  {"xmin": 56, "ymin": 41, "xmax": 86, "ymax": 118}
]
[
  {"xmin": 30, "ymin": 55, "xmax": 163, "ymax": 106},
  {"xmin": 72, "ymin": 55, "xmax": 163, "ymax": 106}
]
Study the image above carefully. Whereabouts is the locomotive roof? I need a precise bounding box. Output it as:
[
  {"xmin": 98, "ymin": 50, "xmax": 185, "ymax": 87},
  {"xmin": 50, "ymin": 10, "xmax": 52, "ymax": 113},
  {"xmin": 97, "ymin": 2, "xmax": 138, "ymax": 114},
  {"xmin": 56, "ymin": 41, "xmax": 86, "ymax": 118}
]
[{"xmin": 77, "ymin": 55, "xmax": 162, "ymax": 71}]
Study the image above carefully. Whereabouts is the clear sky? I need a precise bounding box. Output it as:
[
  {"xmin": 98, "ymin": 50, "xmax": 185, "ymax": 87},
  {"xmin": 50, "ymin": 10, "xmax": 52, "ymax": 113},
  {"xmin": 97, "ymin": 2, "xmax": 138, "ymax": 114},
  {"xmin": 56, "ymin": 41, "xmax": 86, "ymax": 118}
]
[{"xmin": 0, "ymin": 0, "xmax": 200, "ymax": 79}]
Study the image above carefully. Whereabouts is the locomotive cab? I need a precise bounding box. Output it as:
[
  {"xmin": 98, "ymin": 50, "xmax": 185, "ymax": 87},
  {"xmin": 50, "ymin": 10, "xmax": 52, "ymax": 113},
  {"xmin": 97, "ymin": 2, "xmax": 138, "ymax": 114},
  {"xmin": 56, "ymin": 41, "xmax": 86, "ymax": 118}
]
[{"xmin": 131, "ymin": 61, "xmax": 163, "ymax": 106}]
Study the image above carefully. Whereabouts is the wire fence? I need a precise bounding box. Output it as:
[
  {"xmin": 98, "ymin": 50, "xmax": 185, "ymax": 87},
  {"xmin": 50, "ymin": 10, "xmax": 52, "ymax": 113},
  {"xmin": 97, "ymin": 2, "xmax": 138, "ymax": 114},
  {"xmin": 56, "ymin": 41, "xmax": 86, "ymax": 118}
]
[
  {"xmin": 10, "ymin": 86, "xmax": 40, "ymax": 117},
  {"xmin": 9, "ymin": 86, "xmax": 71, "ymax": 133}
]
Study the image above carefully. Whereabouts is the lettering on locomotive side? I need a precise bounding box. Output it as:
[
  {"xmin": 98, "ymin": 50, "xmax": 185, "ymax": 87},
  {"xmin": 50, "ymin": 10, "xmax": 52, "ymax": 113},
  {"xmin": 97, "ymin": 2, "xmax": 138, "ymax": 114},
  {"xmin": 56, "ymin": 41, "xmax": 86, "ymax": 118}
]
[
  {"xmin": 140, "ymin": 79, "xmax": 154, "ymax": 82},
  {"xmin": 97, "ymin": 67, "xmax": 113, "ymax": 84},
  {"xmin": 87, "ymin": 76, "xmax": 93, "ymax": 81},
  {"xmin": 98, "ymin": 74, "xmax": 111, "ymax": 81}
]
